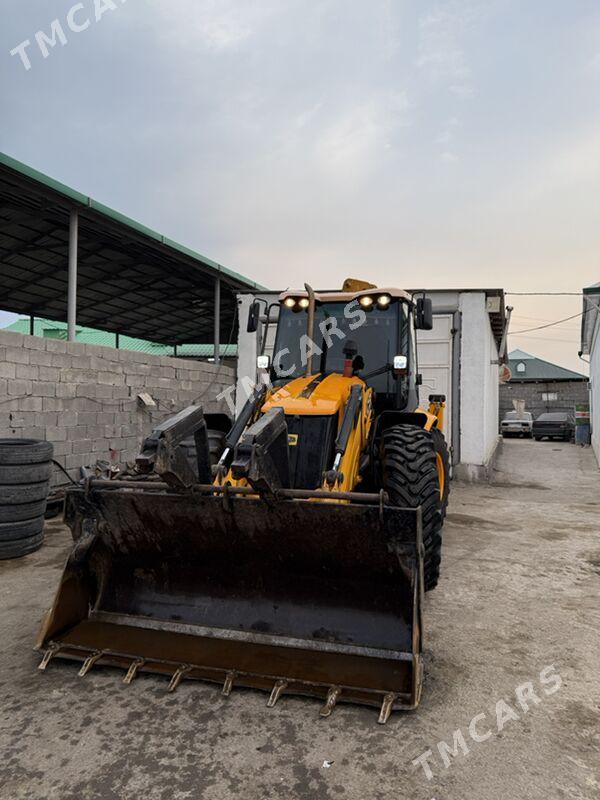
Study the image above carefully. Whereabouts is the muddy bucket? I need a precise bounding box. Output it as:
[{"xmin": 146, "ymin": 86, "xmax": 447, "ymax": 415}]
[{"xmin": 37, "ymin": 483, "xmax": 424, "ymax": 722}]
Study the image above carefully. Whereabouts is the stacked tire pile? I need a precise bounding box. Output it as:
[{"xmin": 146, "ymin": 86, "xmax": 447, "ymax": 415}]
[{"xmin": 0, "ymin": 439, "xmax": 53, "ymax": 560}]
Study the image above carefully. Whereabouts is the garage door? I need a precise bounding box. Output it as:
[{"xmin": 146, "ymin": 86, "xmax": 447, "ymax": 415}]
[{"xmin": 417, "ymin": 314, "xmax": 454, "ymax": 459}]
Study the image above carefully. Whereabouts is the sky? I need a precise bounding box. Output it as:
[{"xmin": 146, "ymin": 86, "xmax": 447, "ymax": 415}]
[{"xmin": 1, "ymin": 0, "xmax": 599, "ymax": 371}]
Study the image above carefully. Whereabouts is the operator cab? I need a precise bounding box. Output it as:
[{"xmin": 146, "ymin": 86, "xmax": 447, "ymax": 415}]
[{"xmin": 248, "ymin": 287, "xmax": 433, "ymax": 415}]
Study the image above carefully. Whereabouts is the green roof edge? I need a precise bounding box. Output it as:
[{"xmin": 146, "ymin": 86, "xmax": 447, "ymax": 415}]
[{"xmin": 0, "ymin": 151, "xmax": 269, "ymax": 292}]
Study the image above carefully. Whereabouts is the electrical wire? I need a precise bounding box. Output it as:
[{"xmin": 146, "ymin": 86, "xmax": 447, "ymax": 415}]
[{"xmin": 510, "ymin": 311, "xmax": 583, "ymax": 334}]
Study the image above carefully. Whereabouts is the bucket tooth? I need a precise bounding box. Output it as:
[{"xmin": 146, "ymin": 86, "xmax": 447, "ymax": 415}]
[
  {"xmin": 78, "ymin": 651, "xmax": 104, "ymax": 677},
  {"xmin": 38, "ymin": 644, "xmax": 60, "ymax": 671},
  {"xmin": 167, "ymin": 665, "xmax": 191, "ymax": 693},
  {"xmin": 266, "ymin": 680, "xmax": 288, "ymax": 708},
  {"xmin": 123, "ymin": 659, "xmax": 145, "ymax": 685},
  {"xmin": 222, "ymin": 671, "xmax": 236, "ymax": 696},
  {"xmin": 377, "ymin": 693, "xmax": 396, "ymax": 725},
  {"xmin": 319, "ymin": 686, "xmax": 341, "ymax": 718}
]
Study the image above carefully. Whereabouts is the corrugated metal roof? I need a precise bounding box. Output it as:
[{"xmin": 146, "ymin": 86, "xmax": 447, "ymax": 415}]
[
  {"xmin": 508, "ymin": 350, "xmax": 587, "ymax": 382},
  {"xmin": 4, "ymin": 317, "xmax": 237, "ymax": 358},
  {"xmin": 0, "ymin": 152, "xmax": 267, "ymax": 346}
]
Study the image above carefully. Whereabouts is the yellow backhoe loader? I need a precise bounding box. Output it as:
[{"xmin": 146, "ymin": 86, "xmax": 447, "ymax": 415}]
[{"xmin": 37, "ymin": 279, "xmax": 449, "ymax": 723}]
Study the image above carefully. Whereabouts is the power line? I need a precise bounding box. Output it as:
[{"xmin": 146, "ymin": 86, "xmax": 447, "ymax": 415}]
[
  {"xmin": 512, "ymin": 334, "xmax": 580, "ymax": 344},
  {"xmin": 511, "ymin": 311, "xmax": 583, "ymax": 334},
  {"xmin": 506, "ymin": 292, "xmax": 583, "ymax": 296}
]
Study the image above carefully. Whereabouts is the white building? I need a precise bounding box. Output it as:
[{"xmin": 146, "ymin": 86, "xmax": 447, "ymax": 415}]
[
  {"xmin": 236, "ymin": 287, "xmax": 507, "ymax": 481},
  {"xmin": 581, "ymin": 282, "xmax": 600, "ymax": 464}
]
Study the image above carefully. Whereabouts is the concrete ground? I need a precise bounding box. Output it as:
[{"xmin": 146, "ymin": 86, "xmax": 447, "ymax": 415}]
[{"xmin": 0, "ymin": 439, "xmax": 599, "ymax": 800}]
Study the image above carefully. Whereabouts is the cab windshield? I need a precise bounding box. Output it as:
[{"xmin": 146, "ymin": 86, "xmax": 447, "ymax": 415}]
[{"xmin": 272, "ymin": 300, "xmax": 409, "ymax": 396}]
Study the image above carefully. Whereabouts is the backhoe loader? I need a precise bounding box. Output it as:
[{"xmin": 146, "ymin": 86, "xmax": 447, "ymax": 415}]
[{"xmin": 37, "ymin": 279, "xmax": 449, "ymax": 723}]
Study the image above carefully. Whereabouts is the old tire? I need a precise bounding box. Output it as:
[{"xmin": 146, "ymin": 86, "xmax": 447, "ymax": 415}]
[
  {"xmin": 0, "ymin": 481, "xmax": 49, "ymax": 505},
  {"xmin": 0, "ymin": 516, "xmax": 44, "ymax": 542},
  {"xmin": 381, "ymin": 424, "xmax": 446, "ymax": 592},
  {"xmin": 0, "ymin": 462, "xmax": 52, "ymax": 484},
  {"xmin": 0, "ymin": 439, "xmax": 53, "ymax": 465},
  {"xmin": 0, "ymin": 531, "xmax": 44, "ymax": 560},
  {"xmin": 0, "ymin": 499, "xmax": 47, "ymax": 523}
]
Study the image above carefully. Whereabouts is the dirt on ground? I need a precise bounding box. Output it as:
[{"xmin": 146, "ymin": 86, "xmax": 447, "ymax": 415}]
[{"xmin": 0, "ymin": 439, "xmax": 599, "ymax": 800}]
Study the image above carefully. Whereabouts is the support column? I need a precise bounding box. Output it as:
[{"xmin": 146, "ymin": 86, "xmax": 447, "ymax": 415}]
[
  {"xmin": 67, "ymin": 209, "xmax": 79, "ymax": 342},
  {"xmin": 29, "ymin": 315, "xmax": 35, "ymax": 336},
  {"xmin": 213, "ymin": 276, "xmax": 221, "ymax": 365}
]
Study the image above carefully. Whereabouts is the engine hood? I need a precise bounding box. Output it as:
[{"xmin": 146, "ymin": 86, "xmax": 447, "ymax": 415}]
[{"xmin": 262, "ymin": 373, "xmax": 364, "ymax": 417}]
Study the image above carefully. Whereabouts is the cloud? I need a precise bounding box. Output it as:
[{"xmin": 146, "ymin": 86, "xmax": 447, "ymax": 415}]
[
  {"xmin": 416, "ymin": 2, "xmax": 481, "ymax": 97},
  {"xmin": 144, "ymin": 0, "xmax": 279, "ymax": 50}
]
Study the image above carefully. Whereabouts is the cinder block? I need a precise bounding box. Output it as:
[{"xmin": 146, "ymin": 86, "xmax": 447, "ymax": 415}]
[
  {"xmin": 5, "ymin": 346, "xmax": 30, "ymax": 365},
  {"xmin": 15, "ymin": 364, "xmax": 38, "ymax": 380},
  {"xmin": 35, "ymin": 412, "xmax": 57, "ymax": 428},
  {"xmin": 42, "ymin": 397, "xmax": 65, "ymax": 412},
  {"xmin": 75, "ymin": 383, "xmax": 97, "ymax": 400},
  {"xmin": 66, "ymin": 341, "xmax": 88, "ymax": 356},
  {"xmin": 31, "ymin": 381, "xmax": 56, "ymax": 398},
  {"xmin": 77, "ymin": 411, "xmax": 97, "ymax": 427},
  {"xmin": 97, "ymin": 372, "xmax": 125, "ymax": 386},
  {"xmin": 0, "ymin": 363, "xmax": 16, "ymax": 380},
  {"xmin": 112, "ymin": 386, "xmax": 131, "ymax": 400},
  {"xmin": 23, "ymin": 335, "xmax": 46, "ymax": 351},
  {"xmin": 19, "ymin": 396, "xmax": 43, "ymax": 412},
  {"xmin": 38, "ymin": 366, "xmax": 61, "ymax": 382},
  {"xmin": 51, "ymin": 353, "xmax": 72, "ymax": 369},
  {"xmin": 45, "ymin": 339, "xmax": 67, "ymax": 354},
  {"xmin": 66, "ymin": 453, "xmax": 88, "ymax": 470},
  {"xmin": 59, "ymin": 411, "xmax": 78, "ymax": 427},
  {"xmin": 0, "ymin": 330, "xmax": 27, "ymax": 347},
  {"xmin": 8, "ymin": 379, "xmax": 32, "ymax": 396},
  {"xmin": 56, "ymin": 383, "xmax": 77, "ymax": 399},
  {"xmin": 46, "ymin": 427, "xmax": 67, "ymax": 442},
  {"xmin": 72, "ymin": 439, "xmax": 93, "ymax": 455},
  {"xmin": 29, "ymin": 350, "xmax": 54, "ymax": 367},
  {"xmin": 95, "ymin": 384, "xmax": 113, "ymax": 399},
  {"xmin": 97, "ymin": 412, "xmax": 116, "ymax": 426},
  {"xmin": 86, "ymin": 425, "xmax": 105, "ymax": 440},
  {"xmin": 52, "ymin": 441, "xmax": 72, "ymax": 457}
]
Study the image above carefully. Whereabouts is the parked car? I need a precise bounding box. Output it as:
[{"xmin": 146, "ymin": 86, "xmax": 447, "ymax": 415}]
[
  {"xmin": 532, "ymin": 412, "xmax": 575, "ymax": 442},
  {"xmin": 501, "ymin": 411, "xmax": 533, "ymax": 438}
]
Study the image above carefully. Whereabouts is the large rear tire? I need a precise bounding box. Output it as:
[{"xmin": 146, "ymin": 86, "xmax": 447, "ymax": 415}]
[{"xmin": 381, "ymin": 424, "xmax": 447, "ymax": 592}]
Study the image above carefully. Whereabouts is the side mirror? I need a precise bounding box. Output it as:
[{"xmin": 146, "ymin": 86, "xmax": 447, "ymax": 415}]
[
  {"xmin": 415, "ymin": 297, "xmax": 433, "ymax": 330},
  {"xmin": 247, "ymin": 300, "xmax": 261, "ymax": 333}
]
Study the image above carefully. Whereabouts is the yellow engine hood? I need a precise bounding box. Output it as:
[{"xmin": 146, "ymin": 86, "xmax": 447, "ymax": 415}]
[{"xmin": 262, "ymin": 373, "xmax": 364, "ymax": 416}]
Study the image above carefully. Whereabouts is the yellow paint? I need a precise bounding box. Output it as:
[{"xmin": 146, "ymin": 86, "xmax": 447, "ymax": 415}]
[
  {"xmin": 262, "ymin": 373, "xmax": 364, "ymax": 418},
  {"xmin": 288, "ymin": 434, "xmax": 298, "ymax": 446}
]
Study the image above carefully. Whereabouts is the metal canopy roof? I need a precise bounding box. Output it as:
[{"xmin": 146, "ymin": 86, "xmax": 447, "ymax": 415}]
[
  {"xmin": 0, "ymin": 152, "xmax": 266, "ymax": 346},
  {"xmin": 507, "ymin": 349, "xmax": 588, "ymax": 382}
]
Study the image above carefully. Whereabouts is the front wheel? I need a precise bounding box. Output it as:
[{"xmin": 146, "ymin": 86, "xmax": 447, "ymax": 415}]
[{"xmin": 380, "ymin": 424, "xmax": 448, "ymax": 592}]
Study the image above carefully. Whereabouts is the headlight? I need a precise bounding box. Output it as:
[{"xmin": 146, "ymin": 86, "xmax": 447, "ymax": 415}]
[
  {"xmin": 377, "ymin": 294, "xmax": 391, "ymax": 307},
  {"xmin": 283, "ymin": 297, "xmax": 296, "ymax": 308},
  {"xmin": 359, "ymin": 295, "xmax": 374, "ymax": 308},
  {"xmin": 298, "ymin": 297, "xmax": 310, "ymax": 309}
]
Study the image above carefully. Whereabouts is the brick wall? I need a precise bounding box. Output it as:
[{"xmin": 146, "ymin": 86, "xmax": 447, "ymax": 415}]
[
  {"xmin": 0, "ymin": 329, "xmax": 235, "ymax": 485},
  {"xmin": 499, "ymin": 379, "xmax": 590, "ymax": 421}
]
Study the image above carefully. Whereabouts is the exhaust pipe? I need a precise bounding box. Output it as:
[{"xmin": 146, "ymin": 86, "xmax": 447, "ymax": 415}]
[{"xmin": 304, "ymin": 283, "xmax": 316, "ymax": 376}]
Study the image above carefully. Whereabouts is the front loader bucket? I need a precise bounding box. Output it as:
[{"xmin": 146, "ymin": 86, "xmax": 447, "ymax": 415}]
[{"xmin": 37, "ymin": 485, "xmax": 424, "ymax": 722}]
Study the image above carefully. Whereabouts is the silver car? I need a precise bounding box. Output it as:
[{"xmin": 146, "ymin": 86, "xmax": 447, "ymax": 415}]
[{"xmin": 501, "ymin": 411, "xmax": 533, "ymax": 438}]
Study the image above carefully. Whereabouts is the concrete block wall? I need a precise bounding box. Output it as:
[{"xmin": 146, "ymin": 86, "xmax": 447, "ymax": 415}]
[
  {"xmin": 500, "ymin": 380, "xmax": 590, "ymax": 421},
  {"xmin": 0, "ymin": 329, "xmax": 235, "ymax": 486}
]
